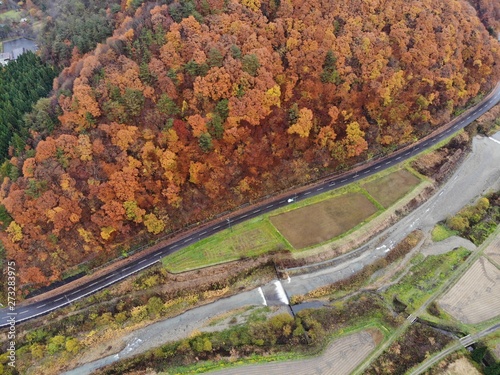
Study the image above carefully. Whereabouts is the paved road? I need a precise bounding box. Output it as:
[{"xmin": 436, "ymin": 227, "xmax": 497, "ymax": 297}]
[{"xmin": 1, "ymin": 82, "xmax": 500, "ymax": 328}]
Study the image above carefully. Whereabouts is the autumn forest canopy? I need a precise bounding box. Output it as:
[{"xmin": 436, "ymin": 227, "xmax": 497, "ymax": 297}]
[{"xmin": 1, "ymin": 0, "xmax": 499, "ymax": 290}]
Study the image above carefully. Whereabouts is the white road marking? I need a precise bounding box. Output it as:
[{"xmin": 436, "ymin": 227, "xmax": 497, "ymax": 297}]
[
  {"xmin": 19, "ymin": 311, "xmax": 28, "ymax": 315},
  {"xmin": 138, "ymin": 259, "xmax": 147, "ymax": 264},
  {"xmin": 405, "ymin": 152, "xmax": 411, "ymax": 156},
  {"xmin": 375, "ymin": 165, "xmax": 381, "ymax": 169},
  {"xmin": 304, "ymin": 191, "xmax": 311, "ymax": 195},
  {"xmin": 183, "ymin": 238, "xmax": 192, "ymax": 243},
  {"xmin": 37, "ymin": 304, "xmax": 46, "ymax": 309},
  {"xmin": 89, "ymin": 281, "xmax": 99, "ymax": 287},
  {"xmin": 317, "ymin": 187, "xmax": 324, "ymax": 191},
  {"xmin": 266, "ymin": 205, "xmax": 274, "ymax": 209},
  {"xmin": 489, "ymin": 137, "xmax": 500, "ymax": 145},
  {"xmin": 329, "ymin": 182, "xmax": 336, "ymax": 186},
  {"xmin": 240, "ymin": 214, "xmax": 248, "ymax": 218},
  {"xmin": 200, "ymin": 231, "xmax": 207, "ymax": 236},
  {"xmin": 258, "ymin": 287, "xmax": 267, "ymax": 306},
  {"xmin": 213, "ymin": 225, "xmax": 221, "ymax": 230},
  {"xmin": 341, "ymin": 179, "xmax": 347, "ymax": 182},
  {"xmin": 385, "ymin": 161, "xmax": 391, "ymax": 165},
  {"xmin": 396, "ymin": 156, "xmax": 401, "ymax": 160},
  {"xmin": 54, "ymin": 297, "xmax": 64, "ymax": 302},
  {"xmin": 253, "ymin": 209, "xmax": 261, "ymax": 213}
]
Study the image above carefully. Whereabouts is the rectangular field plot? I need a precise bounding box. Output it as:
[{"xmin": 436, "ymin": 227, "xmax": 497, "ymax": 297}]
[
  {"xmin": 270, "ymin": 192, "xmax": 377, "ymax": 249},
  {"xmin": 484, "ymin": 235, "xmax": 500, "ymax": 267},
  {"xmin": 438, "ymin": 257, "xmax": 500, "ymax": 324},
  {"xmin": 162, "ymin": 220, "xmax": 285, "ymax": 272},
  {"xmin": 361, "ymin": 169, "xmax": 421, "ymax": 208}
]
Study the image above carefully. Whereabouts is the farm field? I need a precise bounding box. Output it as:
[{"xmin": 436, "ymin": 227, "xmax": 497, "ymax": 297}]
[
  {"xmin": 163, "ymin": 168, "xmax": 423, "ymax": 272},
  {"xmin": 361, "ymin": 169, "xmax": 421, "ymax": 208},
  {"xmin": 433, "ymin": 357, "xmax": 481, "ymax": 375},
  {"xmin": 211, "ymin": 330, "xmax": 377, "ymax": 375},
  {"xmin": 162, "ymin": 219, "xmax": 286, "ymax": 273},
  {"xmin": 270, "ymin": 192, "xmax": 378, "ymax": 249},
  {"xmin": 438, "ymin": 257, "xmax": 500, "ymax": 324},
  {"xmin": 484, "ymin": 235, "xmax": 500, "ymax": 267}
]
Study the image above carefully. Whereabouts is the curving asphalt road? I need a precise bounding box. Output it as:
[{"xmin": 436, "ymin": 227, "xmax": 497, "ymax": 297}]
[{"xmin": 1, "ymin": 82, "xmax": 500, "ymax": 329}]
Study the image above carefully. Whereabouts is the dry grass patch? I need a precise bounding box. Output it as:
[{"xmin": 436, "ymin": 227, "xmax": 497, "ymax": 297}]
[
  {"xmin": 435, "ymin": 357, "xmax": 482, "ymax": 375},
  {"xmin": 438, "ymin": 257, "xmax": 500, "ymax": 324},
  {"xmin": 361, "ymin": 169, "xmax": 421, "ymax": 208},
  {"xmin": 270, "ymin": 192, "xmax": 378, "ymax": 249}
]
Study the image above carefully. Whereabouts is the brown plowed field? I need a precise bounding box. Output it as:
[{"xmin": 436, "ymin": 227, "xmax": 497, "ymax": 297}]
[
  {"xmin": 438, "ymin": 257, "xmax": 500, "ymax": 324},
  {"xmin": 361, "ymin": 169, "xmax": 421, "ymax": 208},
  {"xmin": 484, "ymin": 236, "xmax": 500, "ymax": 267},
  {"xmin": 270, "ymin": 192, "xmax": 377, "ymax": 249}
]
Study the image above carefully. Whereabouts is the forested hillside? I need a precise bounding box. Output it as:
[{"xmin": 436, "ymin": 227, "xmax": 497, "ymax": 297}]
[{"xmin": 1, "ymin": 0, "xmax": 499, "ymax": 290}]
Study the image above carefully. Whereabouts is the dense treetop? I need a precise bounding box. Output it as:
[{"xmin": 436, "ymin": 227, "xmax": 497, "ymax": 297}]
[
  {"xmin": 1, "ymin": 0, "xmax": 499, "ymax": 289},
  {"xmin": 0, "ymin": 52, "xmax": 58, "ymax": 160}
]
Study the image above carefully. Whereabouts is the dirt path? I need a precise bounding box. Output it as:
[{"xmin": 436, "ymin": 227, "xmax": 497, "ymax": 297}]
[{"xmin": 421, "ymin": 236, "xmax": 476, "ymax": 256}]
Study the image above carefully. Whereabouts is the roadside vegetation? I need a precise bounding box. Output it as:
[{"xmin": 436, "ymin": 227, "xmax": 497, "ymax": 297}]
[
  {"xmin": 382, "ymin": 248, "xmax": 471, "ymax": 313},
  {"xmin": 0, "ymin": 263, "xmax": 277, "ymax": 375},
  {"xmin": 444, "ymin": 193, "xmax": 500, "ymax": 246},
  {"xmin": 93, "ymin": 294, "xmax": 399, "ymax": 375},
  {"xmin": 431, "ymin": 224, "xmax": 458, "ymax": 242}
]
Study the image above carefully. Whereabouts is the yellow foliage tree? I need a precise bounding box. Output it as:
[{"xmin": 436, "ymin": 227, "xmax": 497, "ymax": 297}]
[
  {"xmin": 344, "ymin": 121, "xmax": 368, "ymax": 158},
  {"xmin": 287, "ymin": 107, "xmax": 313, "ymax": 138},
  {"xmin": 242, "ymin": 0, "xmax": 261, "ymax": 11},
  {"xmin": 189, "ymin": 161, "xmax": 206, "ymax": 185},
  {"xmin": 123, "ymin": 200, "xmax": 146, "ymax": 223},
  {"xmin": 144, "ymin": 213, "xmax": 165, "ymax": 234},
  {"xmin": 100, "ymin": 226, "xmax": 116, "ymax": 240},
  {"xmin": 6, "ymin": 221, "xmax": 23, "ymax": 242}
]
